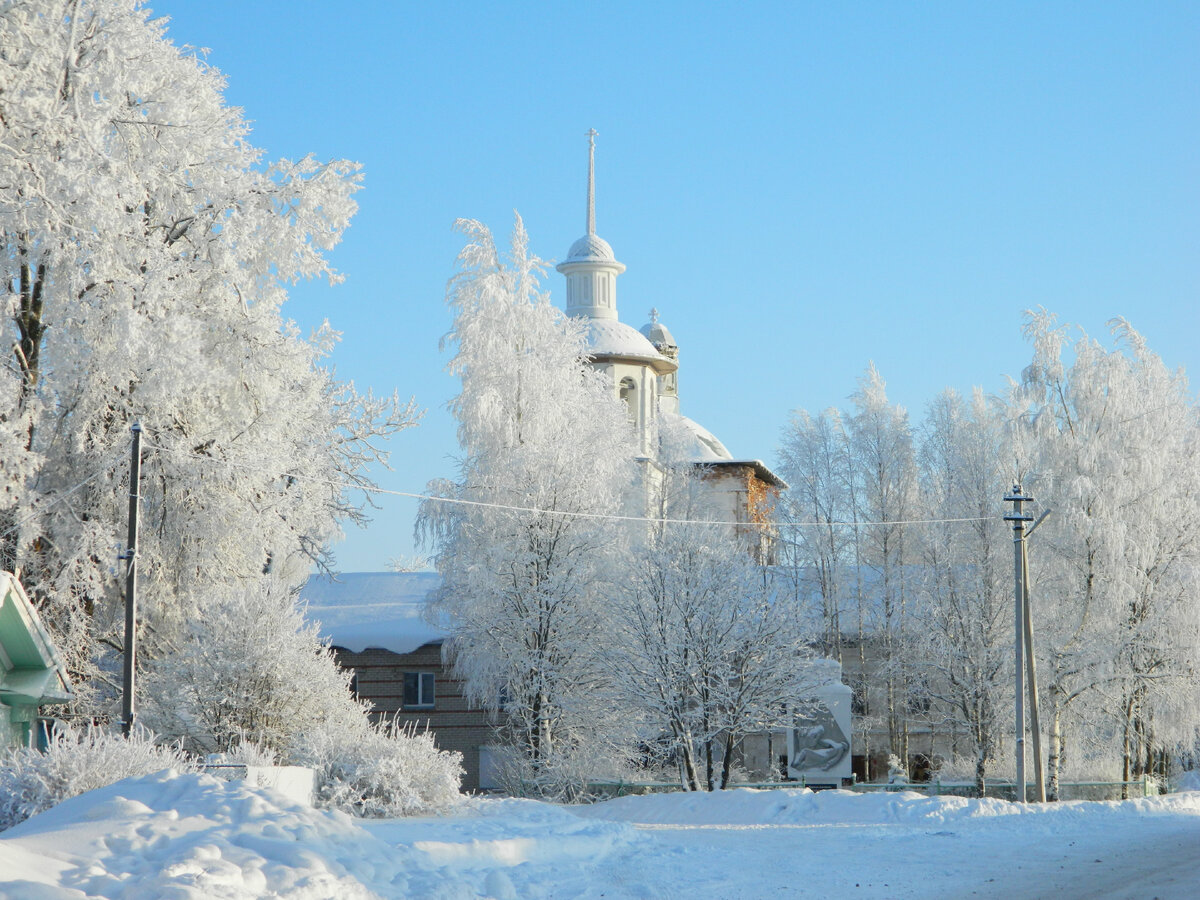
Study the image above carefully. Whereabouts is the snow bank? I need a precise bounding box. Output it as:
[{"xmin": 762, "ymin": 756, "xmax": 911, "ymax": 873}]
[
  {"xmin": 300, "ymin": 572, "xmax": 444, "ymax": 655},
  {"xmin": 1175, "ymin": 770, "xmax": 1200, "ymax": 793},
  {"xmin": 0, "ymin": 769, "xmax": 474, "ymax": 899}
]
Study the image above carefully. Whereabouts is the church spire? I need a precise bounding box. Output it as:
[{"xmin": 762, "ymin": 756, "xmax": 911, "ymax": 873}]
[
  {"xmin": 558, "ymin": 128, "xmax": 624, "ymax": 320},
  {"xmin": 586, "ymin": 128, "xmax": 598, "ymax": 236}
]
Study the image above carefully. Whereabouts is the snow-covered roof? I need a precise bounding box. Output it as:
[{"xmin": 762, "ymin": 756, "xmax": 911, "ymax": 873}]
[
  {"xmin": 661, "ymin": 414, "xmax": 787, "ymax": 487},
  {"xmin": 586, "ymin": 320, "xmax": 676, "ymax": 374},
  {"xmin": 300, "ymin": 571, "xmax": 444, "ymax": 655},
  {"xmin": 0, "ymin": 572, "xmax": 72, "ymax": 705},
  {"xmin": 706, "ymin": 459, "xmax": 789, "ymax": 489}
]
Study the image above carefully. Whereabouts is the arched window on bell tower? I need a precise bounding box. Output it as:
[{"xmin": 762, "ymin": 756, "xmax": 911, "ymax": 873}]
[{"xmin": 619, "ymin": 377, "xmax": 638, "ymax": 426}]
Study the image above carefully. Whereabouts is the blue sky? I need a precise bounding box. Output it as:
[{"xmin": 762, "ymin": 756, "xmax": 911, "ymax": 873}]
[{"xmin": 151, "ymin": 1, "xmax": 1198, "ymax": 571}]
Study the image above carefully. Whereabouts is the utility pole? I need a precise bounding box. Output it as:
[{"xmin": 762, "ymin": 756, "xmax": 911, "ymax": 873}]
[
  {"xmin": 1023, "ymin": 509, "xmax": 1051, "ymax": 803},
  {"xmin": 121, "ymin": 423, "xmax": 143, "ymax": 736},
  {"xmin": 1004, "ymin": 484, "xmax": 1034, "ymax": 802}
]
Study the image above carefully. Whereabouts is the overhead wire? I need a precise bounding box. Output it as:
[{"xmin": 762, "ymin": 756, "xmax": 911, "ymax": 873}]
[{"xmin": 141, "ymin": 440, "xmax": 1000, "ymax": 531}]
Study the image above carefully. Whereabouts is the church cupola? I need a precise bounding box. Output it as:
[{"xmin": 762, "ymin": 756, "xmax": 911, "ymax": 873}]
[
  {"xmin": 640, "ymin": 308, "xmax": 680, "ymax": 415},
  {"xmin": 556, "ymin": 128, "xmax": 625, "ymax": 320}
]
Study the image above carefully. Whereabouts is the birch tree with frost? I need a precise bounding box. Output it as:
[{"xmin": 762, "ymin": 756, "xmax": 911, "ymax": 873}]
[
  {"xmin": 1017, "ymin": 313, "xmax": 1200, "ymax": 796},
  {"xmin": 610, "ymin": 428, "xmax": 818, "ymax": 791},
  {"xmin": 777, "ymin": 408, "xmax": 853, "ymax": 661},
  {"xmin": 419, "ymin": 217, "xmax": 637, "ymax": 794},
  {"xmin": 916, "ymin": 387, "xmax": 1012, "ymax": 795},
  {"xmin": 0, "ymin": 0, "xmax": 414, "ymax": 714},
  {"xmin": 846, "ymin": 364, "xmax": 921, "ymax": 773}
]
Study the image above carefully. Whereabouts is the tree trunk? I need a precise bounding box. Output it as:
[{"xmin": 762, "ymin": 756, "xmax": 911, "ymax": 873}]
[
  {"xmin": 720, "ymin": 732, "xmax": 735, "ymax": 789},
  {"xmin": 678, "ymin": 728, "xmax": 701, "ymax": 791},
  {"xmin": 1047, "ymin": 689, "xmax": 1062, "ymax": 802},
  {"xmin": 1121, "ymin": 691, "xmax": 1134, "ymax": 800},
  {"xmin": 704, "ymin": 736, "xmax": 715, "ymax": 792}
]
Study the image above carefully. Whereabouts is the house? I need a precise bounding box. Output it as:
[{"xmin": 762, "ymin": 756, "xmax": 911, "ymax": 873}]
[
  {"xmin": 0, "ymin": 572, "xmax": 72, "ymax": 749},
  {"xmin": 301, "ymin": 571, "xmax": 496, "ymax": 792}
]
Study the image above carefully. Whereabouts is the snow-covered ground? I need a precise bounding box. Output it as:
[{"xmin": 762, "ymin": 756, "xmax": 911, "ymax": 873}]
[{"xmin": 1, "ymin": 770, "xmax": 1198, "ymax": 899}]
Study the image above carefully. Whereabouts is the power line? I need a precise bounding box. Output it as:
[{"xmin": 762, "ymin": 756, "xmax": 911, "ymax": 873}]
[{"xmin": 141, "ymin": 440, "xmax": 998, "ymax": 531}]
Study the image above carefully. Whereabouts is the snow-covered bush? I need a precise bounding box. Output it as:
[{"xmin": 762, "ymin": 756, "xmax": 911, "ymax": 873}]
[
  {"xmin": 143, "ymin": 577, "xmax": 463, "ymax": 815},
  {"xmin": 143, "ymin": 576, "xmax": 367, "ymax": 757},
  {"xmin": 482, "ymin": 744, "xmax": 613, "ymax": 803},
  {"xmin": 0, "ymin": 725, "xmax": 193, "ymax": 831},
  {"xmin": 206, "ymin": 739, "xmax": 279, "ymax": 768},
  {"xmin": 293, "ymin": 719, "xmax": 463, "ymax": 817}
]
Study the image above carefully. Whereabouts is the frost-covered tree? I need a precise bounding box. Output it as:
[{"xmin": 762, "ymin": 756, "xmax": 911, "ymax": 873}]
[
  {"xmin": 419, "ymin": 217, "xmax": 638, "ymax": 793},
  {"xmin": 916, "ymin": 388, "xmax": 1012, "ymax": 795},
  {"xmin": 0, "ymin": 0, "xmax": 413, "ymax": 712},
  {"xmin": 1016, "ymin": 313, "xmax": 1200, "ymax": 796},
  {"xmin": 777, "ymin": 408, "xmax": 853, "ymax": 660},
  {"xmin": 845, "ymin": 364, "xmax": 921, "ymax": 772},
  {"xmin": 777, "ymin": 368, "xmax": 921, "ymax": 779},
  {"xmin": 609, "ymin": 422, "xmax": 819, "ymax": 791}
]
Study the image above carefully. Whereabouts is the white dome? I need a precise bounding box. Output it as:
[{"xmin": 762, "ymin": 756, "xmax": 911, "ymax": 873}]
[
  {"xmin": 563, "ymin": 233, "xmax": 616, "ymax": 264},
  {"xmin": 640, "ymin": 319, "xmax": 677, "ymax": 350},
  {"xmin": 661, "ymin": 412, "xmax": 733, "ymax": 462}
]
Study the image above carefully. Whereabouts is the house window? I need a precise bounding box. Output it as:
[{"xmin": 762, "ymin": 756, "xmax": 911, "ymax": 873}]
[{"xmin": 403, "ymin": 672, "xmax": 435, "ymax": 709}]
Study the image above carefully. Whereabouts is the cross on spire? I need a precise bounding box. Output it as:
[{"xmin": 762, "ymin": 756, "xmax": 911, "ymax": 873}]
[
  {"xmin": 586, "ymin": 128, "xmax": 598, "ymax": 235},
  {"xmin": 649, "ymin": 307, "xmax": 660, "ymax": 324}
]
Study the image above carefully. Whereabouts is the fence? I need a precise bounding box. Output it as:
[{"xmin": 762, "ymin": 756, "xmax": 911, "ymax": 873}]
[
  {"xmin": 847, "ymin": 775, "xmax": 1158, "ymax": 801},
  {"xmin": 585, "ymin": 774, "xmax": 1159, "ymax": 801}
]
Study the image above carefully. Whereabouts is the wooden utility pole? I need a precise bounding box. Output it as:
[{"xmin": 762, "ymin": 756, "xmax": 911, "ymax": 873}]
[
  {"xmin": 121, "ymin": 423, "xmax": 142, "ymax": 736},
  {"xmin": 1004, "ymin": 485, "xmax": 1034, "ymax": 802}
]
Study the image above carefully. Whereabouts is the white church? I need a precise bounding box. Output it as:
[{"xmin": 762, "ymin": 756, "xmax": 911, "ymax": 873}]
[
  {"xmin": 304, "ymin": 135, "xmax": 794, "ymax": 790},
  {"xmin": 558, "ymin": 130, "xmax": 785, "ymax": 560}
]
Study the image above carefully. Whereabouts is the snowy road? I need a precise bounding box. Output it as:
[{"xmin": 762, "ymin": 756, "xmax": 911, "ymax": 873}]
[
  {"xmin": 368, "ymin": 788, "xmax": 1200, "ymax": 899},
  {"xmin": 576, "ymin": 814, "xmax": 1200, "ymax": 899}
]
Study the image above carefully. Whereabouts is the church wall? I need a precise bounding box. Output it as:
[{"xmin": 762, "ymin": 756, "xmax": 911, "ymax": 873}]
[
  {"xmin": 607, "ymin": 360, "xmax": 659, "ymax": 458},
  {"xmin": 699, "ymin": 465, "xmax": 782, "ymax": 564}
]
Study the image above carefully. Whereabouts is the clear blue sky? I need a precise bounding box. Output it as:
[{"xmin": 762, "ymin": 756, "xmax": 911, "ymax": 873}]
[{"xmin": 151, "ymin": 0, "xmax": 1198, "ymax": 571}]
